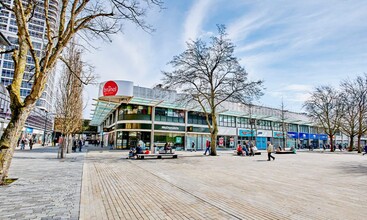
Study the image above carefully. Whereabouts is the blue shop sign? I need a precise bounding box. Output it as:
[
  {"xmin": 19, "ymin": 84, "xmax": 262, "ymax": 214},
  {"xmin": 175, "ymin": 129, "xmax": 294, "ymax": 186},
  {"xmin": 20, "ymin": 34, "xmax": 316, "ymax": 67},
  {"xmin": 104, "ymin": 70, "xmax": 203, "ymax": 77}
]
[
  {"xmin": 319, "ymin": 134, "xmax": 328, "ymax": 140},
  {"xmin": 299, "ymin": 132, "xmax": 309, "ymax": 139},
  {"xmin": 26, "ymin": 127, "xmax": 33, "ymax": 133},
  {"xmin": 309, "ymin": 133, "xmax": 318, "ymax": 140},
  {"xmin": 238, "ymin": 129, "xmax": 255, "ymax": 137},
  {"xmin": 287, "ymin": 132, "xmax": 298, "ymax": 139}
]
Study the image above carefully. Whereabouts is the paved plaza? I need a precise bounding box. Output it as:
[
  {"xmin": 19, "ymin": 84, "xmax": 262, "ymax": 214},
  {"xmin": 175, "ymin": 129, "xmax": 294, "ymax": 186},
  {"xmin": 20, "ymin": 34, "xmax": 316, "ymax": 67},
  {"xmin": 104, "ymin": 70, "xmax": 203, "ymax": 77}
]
[{"xmin": 1, "ymin": 146, "xmax": 366, "ymax": 219}]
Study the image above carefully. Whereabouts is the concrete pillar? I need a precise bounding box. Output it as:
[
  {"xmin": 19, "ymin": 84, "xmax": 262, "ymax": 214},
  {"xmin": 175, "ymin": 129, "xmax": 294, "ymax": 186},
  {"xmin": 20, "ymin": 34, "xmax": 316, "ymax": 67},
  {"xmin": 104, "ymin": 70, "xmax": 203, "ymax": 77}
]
[{"xmin": 151, "ymin": 106, "xmax": 155, "ymax": 153}]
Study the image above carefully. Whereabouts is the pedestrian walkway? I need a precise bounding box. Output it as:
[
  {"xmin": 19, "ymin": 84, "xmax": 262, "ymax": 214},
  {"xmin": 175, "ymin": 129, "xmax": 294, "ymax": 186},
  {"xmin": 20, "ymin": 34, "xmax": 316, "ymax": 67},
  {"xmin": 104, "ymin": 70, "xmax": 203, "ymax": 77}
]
[
  {"xmin": 1, "ymin": 146, "xmax": 366, "ymax": 219},
  {"xmin": 80, "ymin": 150, "xmax": 367, "ymax": 220},
  {"xmin": 0, "ymin": 146, "xmax": 85, "ymax": 220}
]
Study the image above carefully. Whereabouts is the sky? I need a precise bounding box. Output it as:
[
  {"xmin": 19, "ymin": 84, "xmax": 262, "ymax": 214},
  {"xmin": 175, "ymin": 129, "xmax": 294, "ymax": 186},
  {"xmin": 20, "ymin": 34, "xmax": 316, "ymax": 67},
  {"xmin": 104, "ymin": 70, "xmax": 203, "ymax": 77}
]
[{"xmin": 82, "ymin": 0, "xmax": 367, "ymax": 118}]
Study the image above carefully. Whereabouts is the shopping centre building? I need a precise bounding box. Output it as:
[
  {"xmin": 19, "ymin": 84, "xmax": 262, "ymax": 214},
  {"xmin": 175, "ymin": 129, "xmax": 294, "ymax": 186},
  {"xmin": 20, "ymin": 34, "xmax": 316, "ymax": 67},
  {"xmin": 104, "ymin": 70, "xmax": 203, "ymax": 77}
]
[{"xmin": 90, "ymin": 80, "xmax": 364, "ymax": 151}]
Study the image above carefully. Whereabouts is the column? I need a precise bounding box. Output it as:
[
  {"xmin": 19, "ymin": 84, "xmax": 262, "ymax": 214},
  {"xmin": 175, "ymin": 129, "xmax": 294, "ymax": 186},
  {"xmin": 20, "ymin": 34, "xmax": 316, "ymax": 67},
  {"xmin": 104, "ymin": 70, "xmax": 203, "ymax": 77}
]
[{"xmin": 151, "ymin": 106, "xmax": 155, "ymax": 153}]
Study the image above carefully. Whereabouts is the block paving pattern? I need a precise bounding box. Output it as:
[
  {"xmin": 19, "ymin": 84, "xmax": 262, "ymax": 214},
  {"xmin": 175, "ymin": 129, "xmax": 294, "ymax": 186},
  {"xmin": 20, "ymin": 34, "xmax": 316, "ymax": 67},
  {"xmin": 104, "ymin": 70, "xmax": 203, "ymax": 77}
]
[{"xmin": 81, "ymin": 151, "xmax": 367, "ymax": 220}]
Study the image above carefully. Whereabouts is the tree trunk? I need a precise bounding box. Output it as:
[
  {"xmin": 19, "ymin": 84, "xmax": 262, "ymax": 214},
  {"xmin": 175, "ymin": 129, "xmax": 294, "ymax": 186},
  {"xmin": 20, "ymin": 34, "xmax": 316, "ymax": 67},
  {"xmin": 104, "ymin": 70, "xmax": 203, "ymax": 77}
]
[
  {"xmin": 357, "ymin": 135, "xmax": 362, "ymax": 153},
  {"xmin": 349, "ymin": 136, "xmax": 354, "ymax": 152},
  {"xmin": 210, "ymin": 114, "xmax": 218, "ymax": 156},
  {"xmin": 0, "ymin": 105, "xmax": 34, "ymax": 184},
  {"xmin": 329, "ymin": 135, "xmax": 334, "ymax": 152}
]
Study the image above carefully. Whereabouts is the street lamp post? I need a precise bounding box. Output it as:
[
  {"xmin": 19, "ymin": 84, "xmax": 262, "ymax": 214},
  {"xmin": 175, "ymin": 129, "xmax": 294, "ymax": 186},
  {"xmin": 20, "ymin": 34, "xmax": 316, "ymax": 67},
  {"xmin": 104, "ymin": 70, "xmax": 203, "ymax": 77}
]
[{"xmin": 42, "ymin": 111, "xmax": 48, "ymax": 146}]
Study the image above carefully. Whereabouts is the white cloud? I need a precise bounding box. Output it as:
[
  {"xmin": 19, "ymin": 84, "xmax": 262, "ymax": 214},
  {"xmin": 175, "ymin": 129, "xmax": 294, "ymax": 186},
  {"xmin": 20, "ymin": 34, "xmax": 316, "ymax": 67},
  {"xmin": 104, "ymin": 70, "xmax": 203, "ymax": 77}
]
[{"xmin": 183, "ymin": 0, "xmax": 212, "ymax": 43}]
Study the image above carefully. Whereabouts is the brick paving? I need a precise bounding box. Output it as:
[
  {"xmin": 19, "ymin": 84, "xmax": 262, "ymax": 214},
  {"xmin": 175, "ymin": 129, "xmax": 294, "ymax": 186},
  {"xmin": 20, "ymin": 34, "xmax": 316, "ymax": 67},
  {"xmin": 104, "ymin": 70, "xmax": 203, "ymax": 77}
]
[
  {"xmin": 0, "ymin": 144, "xmax": 85, "ymax": 220},
  {"xmin": 1, "ymin": 145, "xmax": 366, "ymax": 219},
  {"xmin": 81, "ymin": 150, "xmax": 367, "ymax": 220}
]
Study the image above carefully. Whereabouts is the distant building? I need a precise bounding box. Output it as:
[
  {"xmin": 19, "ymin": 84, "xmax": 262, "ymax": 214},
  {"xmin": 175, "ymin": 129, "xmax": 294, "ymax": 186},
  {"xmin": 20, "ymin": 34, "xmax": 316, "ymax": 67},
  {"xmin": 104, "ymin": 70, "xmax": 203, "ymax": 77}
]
[{"xmin": 91, "ymin": 80, "xmax": 367, "ymax": 150}]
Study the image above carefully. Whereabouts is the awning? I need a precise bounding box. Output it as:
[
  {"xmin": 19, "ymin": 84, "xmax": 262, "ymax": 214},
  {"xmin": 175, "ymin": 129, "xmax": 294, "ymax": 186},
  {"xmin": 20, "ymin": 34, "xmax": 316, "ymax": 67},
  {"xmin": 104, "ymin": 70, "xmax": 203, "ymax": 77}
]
[{"xmin": 90, "ymin": 100, "xmax": 119, "ymax": 126}]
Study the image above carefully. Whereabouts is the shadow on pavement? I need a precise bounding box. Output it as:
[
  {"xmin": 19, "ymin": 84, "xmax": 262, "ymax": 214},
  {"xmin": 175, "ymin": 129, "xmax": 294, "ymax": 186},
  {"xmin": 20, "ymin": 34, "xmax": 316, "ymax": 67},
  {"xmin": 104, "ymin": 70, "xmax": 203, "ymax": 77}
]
[{"xmin": 338, "ymin": 163, "xmax": 367, "ymax": 175}]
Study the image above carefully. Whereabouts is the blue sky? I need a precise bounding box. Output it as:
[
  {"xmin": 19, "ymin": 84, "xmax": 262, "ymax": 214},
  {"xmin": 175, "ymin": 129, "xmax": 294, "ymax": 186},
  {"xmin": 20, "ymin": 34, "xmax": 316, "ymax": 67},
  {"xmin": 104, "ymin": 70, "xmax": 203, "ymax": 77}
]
[{"xmin": 83, "ymin": 0, "xmax": 367, "ymax": 118}]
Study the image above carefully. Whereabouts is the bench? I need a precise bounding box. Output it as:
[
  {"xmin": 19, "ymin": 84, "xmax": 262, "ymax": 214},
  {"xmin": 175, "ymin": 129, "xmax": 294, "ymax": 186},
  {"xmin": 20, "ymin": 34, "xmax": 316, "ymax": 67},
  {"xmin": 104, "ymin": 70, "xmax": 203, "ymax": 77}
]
[
  {"xmin": 233, "ymin": 151, "xmax": 261, "ymax": 156},
  {"xmin": 275, "ymin": 151, "xmax": 295, "ymax": 154},
  {"xmin": 136, "ymin": 154, "xmax": 178, "ymax": 160}
]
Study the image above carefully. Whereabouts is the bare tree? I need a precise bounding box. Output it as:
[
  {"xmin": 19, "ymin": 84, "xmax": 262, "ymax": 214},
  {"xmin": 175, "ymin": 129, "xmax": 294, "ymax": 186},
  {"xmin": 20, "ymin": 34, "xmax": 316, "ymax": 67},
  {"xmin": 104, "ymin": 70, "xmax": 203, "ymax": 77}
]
[
  {"xmin": 0, "ymin": 0, "xmax": 163, "ymax": 184},
  {"xmin": 162, "ymin": 25, "xmax": 263, "ymax": 156},
  {"xmin": 340, "ymin": 74, "xmax": 367, "ymax": 153},
  {"xmin": 55, "ymin": 40, "xmax": 94, "ymax": 158},
  {"xmin": 304, "ymin": 86, "xmax": 344, "ymax": 152},
  {"xmin": 340, "ymin": 83, "xmax": 359, "ymax": 151}
]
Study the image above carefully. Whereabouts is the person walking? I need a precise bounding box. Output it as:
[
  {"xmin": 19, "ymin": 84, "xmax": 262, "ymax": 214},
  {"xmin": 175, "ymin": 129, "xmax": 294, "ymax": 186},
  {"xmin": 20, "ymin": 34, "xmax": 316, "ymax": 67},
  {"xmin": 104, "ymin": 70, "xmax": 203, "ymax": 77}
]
[
  {"xmin": 191, "ymin": 141, "xmax": 196, "ymax": 152},
  {"xmin": 204, "ymin": 140, "xmax": 211, "ymax": 155},
  {"xmin": 363, "ymin": 144, "xmax": 367, "ymax": 156},
  {"xmin": 29, "ymin": 138, "xmax": 34, "ymax": 150},
  {"xmin": 267, "ymin": 141, "xmax": 275, "ymax": 161},
  {"xmin": 20, "ymin": 138, "xmax": 25, "ymax": 150},
  {"xmin": 78, "ymin": 139, "xmax": 83, "ymax": 152}
]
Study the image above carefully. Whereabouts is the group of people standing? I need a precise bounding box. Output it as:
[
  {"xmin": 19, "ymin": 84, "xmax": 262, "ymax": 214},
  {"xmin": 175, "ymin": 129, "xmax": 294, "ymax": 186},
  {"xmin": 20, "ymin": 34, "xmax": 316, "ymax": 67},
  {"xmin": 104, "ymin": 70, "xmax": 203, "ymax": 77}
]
[{"xmin": 17, "ymin": 137, "xmax": 34, "ymax": 150}]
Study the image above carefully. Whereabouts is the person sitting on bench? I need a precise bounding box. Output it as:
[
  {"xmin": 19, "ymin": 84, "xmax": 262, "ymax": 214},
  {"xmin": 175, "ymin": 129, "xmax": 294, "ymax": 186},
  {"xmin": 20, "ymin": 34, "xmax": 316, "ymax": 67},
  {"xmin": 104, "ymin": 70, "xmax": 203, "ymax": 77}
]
[
  {"xmin": 136, "ymin": 144, "xmax": 143, "ymax": 155},
  {"xmin": 164, "ymin": 142, "xmax": 172, "ymax": 154},
  {"xmin": 237, "ymin": 144, "xmax": 244, "ymax": 156}
]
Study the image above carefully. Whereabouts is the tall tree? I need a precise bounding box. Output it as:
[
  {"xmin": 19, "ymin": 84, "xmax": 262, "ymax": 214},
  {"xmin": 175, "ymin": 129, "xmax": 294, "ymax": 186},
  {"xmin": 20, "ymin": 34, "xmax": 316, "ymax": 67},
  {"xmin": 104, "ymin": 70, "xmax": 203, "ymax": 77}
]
[
  {"xmin": 340, "ymin": 84, "xmax": 359, "ymax": 151},
  {"xmin": 55, "ymin": 40, "xmax": 94, "ymax": 158},
  {"xmin": 340, "ymin": 74, "xmax": 367, "ymax": 153},
  {"xmin": 304, "ymin": 86, "xmax": 344, "ymax": 152},
  {"xmin": 0, "ymin": 0, "xmax": 163, "ymax": 185},
  {"xmin": 162, "ymin": 25, "xmax": 263, "ymax": 156}
]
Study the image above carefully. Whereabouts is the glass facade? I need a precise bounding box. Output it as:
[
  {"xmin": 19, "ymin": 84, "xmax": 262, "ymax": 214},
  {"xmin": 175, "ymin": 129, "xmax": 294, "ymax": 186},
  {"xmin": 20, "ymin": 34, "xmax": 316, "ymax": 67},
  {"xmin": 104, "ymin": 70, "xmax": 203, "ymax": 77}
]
[
  {"xmin": 256, "ymin": 120, "xmax": 272, "ymax": 130},
  {"xmin": 118, "ymin": 104, "xmax": 152, "ymax": 121},
  {"xmin": 218, "ymin": 115, "xmax": 236, "ymax": 127},
  {"xmin": 155, "ymin": 107, "xmax": 184, "ymax": 123},
  {"xmin": 188, "ymin": 111, "xmax": 211, "ymax": 125}
]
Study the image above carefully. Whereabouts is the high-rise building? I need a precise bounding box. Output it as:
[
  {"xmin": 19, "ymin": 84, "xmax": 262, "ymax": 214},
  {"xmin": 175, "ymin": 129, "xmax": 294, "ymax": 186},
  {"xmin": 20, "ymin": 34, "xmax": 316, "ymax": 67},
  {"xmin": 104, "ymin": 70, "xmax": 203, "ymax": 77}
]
[
  {"xmin": 0, "ymin": 1, "xmax": 59, "ymax": 142},
  {"xmin": 0, "ymin": 0, "xmax": 59, "ymax": 112}
]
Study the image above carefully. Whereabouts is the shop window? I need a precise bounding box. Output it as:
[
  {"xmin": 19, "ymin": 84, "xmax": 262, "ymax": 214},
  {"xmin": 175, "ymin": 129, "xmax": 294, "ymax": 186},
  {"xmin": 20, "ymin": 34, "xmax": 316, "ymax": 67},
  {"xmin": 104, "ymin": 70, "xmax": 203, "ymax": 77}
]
[
  {"xmin": 188, "ymin": 111, "xmax": 211, "ymax": 125},
  {"xmin": 118, "ymin": 104, "xmax": 151, "ymax": 121},
  {"xmin": 155, "ymin": 107, "xmax": 185, "ymax": 123},
  {"xmin": 218, "ymin": 115, "xmax": 236, "ymax": 127}
]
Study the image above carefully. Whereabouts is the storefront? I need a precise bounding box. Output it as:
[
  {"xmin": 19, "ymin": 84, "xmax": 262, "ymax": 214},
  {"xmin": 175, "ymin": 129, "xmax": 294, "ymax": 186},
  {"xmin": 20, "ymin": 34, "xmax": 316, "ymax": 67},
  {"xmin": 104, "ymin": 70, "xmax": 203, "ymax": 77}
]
[
  {"xmin": 256, "ymin": 130, "xmax": 272, "ymax": 150},
  {"xmin": 287, "ymin": 132, "xmax": 299, "ymax": 148},
  {"xmin": 299, "ymin": 132, "xmax": 309, "ymax": 148},
  {"xmin": 309, "ymin": 133, "xmax": 318, "ymax": 148},
  {"xmin": 318, "ymin": 134, "xmax": 328, "ymax": 147},
  {"xmin": 237, "ymin": 129, "xmax": 256, "ymax": 147},
  {"xmin": 272, "ymin": 131, "xmax": 285, "ymax": 148},
  {"xmin": 186, "ymin": 126, "xmax": 210, "ymax": 150}
]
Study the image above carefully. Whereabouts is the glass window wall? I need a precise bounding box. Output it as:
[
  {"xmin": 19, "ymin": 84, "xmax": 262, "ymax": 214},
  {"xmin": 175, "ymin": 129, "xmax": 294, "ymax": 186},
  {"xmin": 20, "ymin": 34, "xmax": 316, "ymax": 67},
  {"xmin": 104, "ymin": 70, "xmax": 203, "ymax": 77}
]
[
  {"xmin": 118, "ymin": 104, "xmax": 152, "ymax": 121},
  {"xmin": 219, "ymin": 115, "xmax": 236, "ymax": 127},
  {"xmin": 155, "ymin": 107, "xmax": 185, "ymax": 123},
  {"xmin": 188, "ymin": 111, "xmax": 211, "ymax": 125}
]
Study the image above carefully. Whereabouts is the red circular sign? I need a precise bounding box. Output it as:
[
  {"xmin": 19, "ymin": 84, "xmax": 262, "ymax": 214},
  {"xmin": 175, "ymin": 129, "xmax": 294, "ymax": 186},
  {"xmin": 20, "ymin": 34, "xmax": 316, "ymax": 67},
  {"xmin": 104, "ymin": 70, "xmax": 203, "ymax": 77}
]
[{"xmin": 103, "ymin": 81, "xmax": 118, "ymax": 96}]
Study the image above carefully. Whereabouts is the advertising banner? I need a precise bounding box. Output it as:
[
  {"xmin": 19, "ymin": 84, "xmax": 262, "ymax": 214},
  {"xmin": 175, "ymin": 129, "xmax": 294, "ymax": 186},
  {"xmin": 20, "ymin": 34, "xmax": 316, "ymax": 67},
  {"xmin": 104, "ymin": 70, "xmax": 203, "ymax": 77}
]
[
  {"xmin": 287, "ymin": 132, "xmax": 298, "ymax": 139},
  {"xmin": 238, "ymin": 129, "xmax": 255, "ymax": 137},
  {"xmin": 273, "ymin": 131, "xmax": 284, "ymax": 138},
  {"xmin": 98, "ymin": 80, "xmax": 133, "ymax": 100},
  {"xmin": 257, "ymin": 130, "xmax": 272, "ymax": 137},
  {"xmin": 219, "ymin": 137, "xmax": 224, "ymax": 146},
  {"xmin": 309, "ymin": 133, "xmax": 318, "ymax": 140},
  {"xmin": 299, "ymin": 132, "xmax": 309, "ymax": 139}
]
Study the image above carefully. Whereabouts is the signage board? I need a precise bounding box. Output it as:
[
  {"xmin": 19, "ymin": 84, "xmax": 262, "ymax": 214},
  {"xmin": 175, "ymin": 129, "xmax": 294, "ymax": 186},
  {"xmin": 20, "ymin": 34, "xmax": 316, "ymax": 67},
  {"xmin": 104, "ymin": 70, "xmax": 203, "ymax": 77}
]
[
  {"xmin": 229, "ymin": 137, "xmax": 235, "ymax": 147},
  {"xmin": 287, "ymin": 132, "xmax": 299, "ymax": 139},
  {"xmin": 273, "ymin": 131, "xmax": 284, "ymax": 138},
  {"xmin": 98, "ymin": 80, "xmax": 133, "ymax": 102},
  {"xmin": 257, "ymin": 130, "xmax": 272, "ymax": 137},
  {"xmin": 299, "ymin": 132, "xmax": 309, "ymax": 139},
  {"xmin": 318, "ymin": 134, "xmax": 328, "ymax": 140},
  {"xmin": 219, "ymin": 137, "xmax": 224, "ymax": 146},
  {"xmin": 238, "ymin": 129, "xmax": 255, "ymax": 137},
  {"xmin": 154, "ymin": 125, "xmax": 185, "ymax": 132},
  {"xmin": 309, "ymin": 133, "xmax": 318, "ymax": 140}
]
